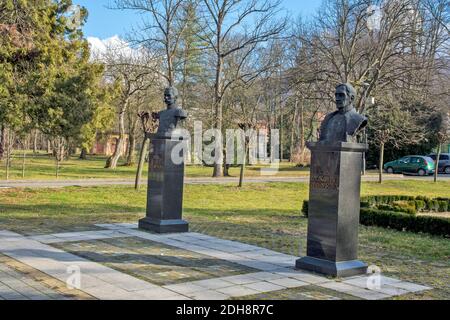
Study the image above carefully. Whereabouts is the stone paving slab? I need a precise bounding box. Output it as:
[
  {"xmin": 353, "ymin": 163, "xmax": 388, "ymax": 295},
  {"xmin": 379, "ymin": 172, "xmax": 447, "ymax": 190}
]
[
  {"xmin": 216, "ymin": 285, "xmax": 260, "ymax": 297},
  {"xmin": 55, "ymin": 236, "xmax": 256, "ymax": 286},
  {"xmin": 387, "ymin": 281, "xmax": 432, "ymax": 293},
  {"xmin": 342, "ymin": 275, "xmax": 432, "ymax": 297},
  {"xmin": 187, "ymin": 289, "xmax": 230, "ymax": 300},
  {"xmin": 190, "ymin": 278, "xmax": 237, "ymax": 290},
  {"xmin": 0, "ymin": 230, "xmax": 185, "ymax": 300},
  {"xmin": 116, "ymin": 228, "xmax": 293, "ymax": 273},
  {"xmin": 318, "ymin": 281, "xmax": 392, "ymax": 300},
  {"xmin": 0, "ymin": 225, "xmax": 434, "ymax": 300},
  {"xmin": 267, "ymin": 277, "xmax": 309, "ymax": 289},
  {"xmin": 29, "ymin": 230, "xmax": 132, "ymax": 244},
  {"xmin": 243, "ymin": 281, "xmax": 285, "ymax": 293},
  {"xmin": 0, "ymin": 260, "xmax": 68, "ymax": 300}
]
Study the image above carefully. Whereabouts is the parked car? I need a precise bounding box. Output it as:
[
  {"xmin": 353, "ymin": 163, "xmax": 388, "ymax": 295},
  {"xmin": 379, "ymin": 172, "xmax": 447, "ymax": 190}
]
[
  {"xmin": 383, "ymin": 156, "xmax": 435, "ymax": 176},
  {"xmin": 427, "ymin": 153, "xmax": 450, "ymax": 174}
]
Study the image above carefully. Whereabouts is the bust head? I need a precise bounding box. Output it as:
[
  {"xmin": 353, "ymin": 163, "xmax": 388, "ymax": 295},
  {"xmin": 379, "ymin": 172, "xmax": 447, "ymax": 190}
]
[
  {"xmin": 335, "ymin": 83, "xmax": 356, "ymax": 113},
  {"xmin": 164, "ymin": 86, "xmax": 179, "ymax": 109}
]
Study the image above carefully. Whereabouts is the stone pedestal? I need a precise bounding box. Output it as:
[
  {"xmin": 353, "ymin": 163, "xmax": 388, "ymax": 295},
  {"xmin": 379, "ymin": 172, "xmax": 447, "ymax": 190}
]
[
  {"xmin": 139, "ymin": 135, "xmax": 189, "ymax": 234},
  {"xmin": 296, "ymin": 142, "xmax": 368, "ymax": 277}
]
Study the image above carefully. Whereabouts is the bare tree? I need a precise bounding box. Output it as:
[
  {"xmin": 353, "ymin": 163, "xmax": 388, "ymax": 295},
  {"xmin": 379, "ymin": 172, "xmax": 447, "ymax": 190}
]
[
  {"xmin": 113, "ymin": 0, "xmax": 190, "ymax": 86},
  {"xmin": 367, "ymin": 95, "xmax": 426, "ymax": 183},
  {"xmin": 97, "ymin": 40, "xmax": 159, "ymax": 169},
  {"xmin": 199, "ymin": 0, "xmax": 287, "ymax": 177}
]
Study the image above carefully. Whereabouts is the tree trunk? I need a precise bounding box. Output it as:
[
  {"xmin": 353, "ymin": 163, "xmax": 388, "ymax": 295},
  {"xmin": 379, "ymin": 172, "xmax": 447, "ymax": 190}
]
[
  {"xmin": 299, "ymin": 103, "xmax": 305, "ymax": 162},
  {"xmin": 434, "ymin": 144, "xmax": 441, "ymax": 183},
  {"xmin": 54, "ymin": 138, "xmax": 65, "ymax": 179},
  {"xmin": 290, "ymin": 99, "xmax": 307, "ymax": 164},
  {"xmin": 238, "ymin": 163, "xmax": 245, "ymax": 188},
  {"xmin": 212, "ymin": 55, "xmax": 224, "ymax": 178},
  {"xmin": 56, "ymin": 157, "xmax": 60, "ymax": 179},
  {"xmin": 79, "ymin": 148, "xmax": 88, "ymax": 160},
  {"xmin": 125, "ymin": 132, "xmax": 136, "ymax": 166},
  {"xmin": 5, "ymin": 154, "xmax": 10, "ymax": 180},
  {"xmin": 33, "ymin": 130, "xmax": 38, "ymax": 154},
  {"xmin": 279, "ymin": 98, "xmax": 283, "ymax": 162},
  {"xmin": 379, "ymin": 142, "xmax": 385, "ymax": 184},
  {"xmin": 135, "ymin": 137, "xmax": 149, "ymax": 190},
  {"xmin": 223, "ymin": 162, "xmax": 230, "ymax": 177},
  {"xmin": 238, "ymin": 142, "xmax": 248, "ymax": 188},
  {"xmin": 289, "ymin": 98, "xmax": 298, "ymax": 162},
  {"xmin": 47, "ymin": 139, "xmax": 52, "ymax": 154},
  {"xmin": 0, "ymin": 125, "xmax": 5, "ymax": 160},
  {"xmin": 167, "ymin": 45, "xmax": 174, "ymax": 86},
  {"xmin": 181, "ymin": 49, "xmax": 188, "ymax": 109},
  {"xmin": 4, "ymin": 128, "xmax": 12, "ymax": 180},
  {"xmin": 22, "ymin": 149, "xmax": 26, "ymax": 178},
  {"xmin": 106, "ymin": 102, "xmax": 127, "ymax": 169},
  {"xmin": 361, "ymin": 129, "xmax": 368, "ymax": 176}
]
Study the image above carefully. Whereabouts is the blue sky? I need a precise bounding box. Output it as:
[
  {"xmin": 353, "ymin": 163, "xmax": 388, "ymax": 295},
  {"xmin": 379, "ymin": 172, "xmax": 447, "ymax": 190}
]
[{"xmin": 74, "ymin": 0, "xmax": 322, "ymax": 39}]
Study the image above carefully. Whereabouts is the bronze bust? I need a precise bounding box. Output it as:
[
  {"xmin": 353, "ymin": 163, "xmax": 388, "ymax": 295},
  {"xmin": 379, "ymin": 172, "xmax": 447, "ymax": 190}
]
[
  {"xmin": 319, "ymin": 83, "xmax": 368, "ymax": 143},
  {"xmin": 152, "ymin": 87, "xmax": 187, "ymax": 139}
]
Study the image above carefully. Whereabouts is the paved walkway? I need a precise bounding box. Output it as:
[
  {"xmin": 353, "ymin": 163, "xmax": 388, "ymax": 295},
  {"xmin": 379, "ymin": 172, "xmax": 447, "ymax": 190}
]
[
  {"xmin": 0, "ymin": 260, "xmax": 69, "ymax": 300},
  {"xmin": 2, "ymin": 174, "xmax": 446, "ymax": 189},
  {"xmin": 0, "ymin": 224, "xmax": 432, "ymax": 300}
]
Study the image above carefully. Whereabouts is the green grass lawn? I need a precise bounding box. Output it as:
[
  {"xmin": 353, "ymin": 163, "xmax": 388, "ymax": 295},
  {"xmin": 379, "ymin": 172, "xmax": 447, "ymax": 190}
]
[
  {"xmin": 0, "ymin": 150, "xmax": 384, "ymax": 180},
  {"xmin": 0, "ymin": 180, "xmax": 449, "ymax": 299}
]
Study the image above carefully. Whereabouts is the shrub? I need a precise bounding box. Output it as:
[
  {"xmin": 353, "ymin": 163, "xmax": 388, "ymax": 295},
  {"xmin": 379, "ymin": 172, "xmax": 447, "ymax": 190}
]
[
  {"xmin": 428, "ymin": 200, "xmax": 440, "ymax": 212},
  {"xmin": 360, "ymin": 195, "xmax": 450, "ymax": 213},
  {"xmin": 415, "ymin": 200, "xmax": 426, "ymax": 212},
  {"xmin": 360, "ymin": 208, "xmax": 450, "ymax": 237},
  {"xmin": 392, "ymin": 201, "xmax": 417, "ymax": 215},
  {"xmin": 301, "ymin": 199, "xmax": 450, "ymax": 237},
  {"xmin": 360, "ymin": 201, "xmax": 370, "ymax": 208},
  {"xmin": 438, "ymin": 201, "xmax": 449, "ymax": 212},
  {"xmin": 376, "ymin": 204, "xmax": 415, "ymax": 215}
]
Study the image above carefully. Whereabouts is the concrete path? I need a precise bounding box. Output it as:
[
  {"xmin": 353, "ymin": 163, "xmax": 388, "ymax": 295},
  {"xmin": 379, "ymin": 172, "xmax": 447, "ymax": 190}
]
[
  {"xmin": 1, "ymin": 174, "xmax": 448, "ymax": 189},
  {"xmin": 0, "ymin": 224, "xmax": 432, "ymax": 300},
  {"xmin": 0, "ymin": 260, "xmax": 69, "ymax": 300}
]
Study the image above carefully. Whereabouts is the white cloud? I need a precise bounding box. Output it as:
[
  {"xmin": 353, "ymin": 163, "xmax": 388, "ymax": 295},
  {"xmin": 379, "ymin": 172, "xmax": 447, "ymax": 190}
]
[{"xmin": 87, "ymin": 35, "xmax": 142, "ymax": 62}]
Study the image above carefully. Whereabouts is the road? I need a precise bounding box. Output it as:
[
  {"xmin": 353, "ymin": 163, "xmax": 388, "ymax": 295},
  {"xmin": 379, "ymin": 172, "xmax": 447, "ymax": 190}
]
[{"xmin": 0, "ymin": 174, "xmax": 449, "ymax": 189}]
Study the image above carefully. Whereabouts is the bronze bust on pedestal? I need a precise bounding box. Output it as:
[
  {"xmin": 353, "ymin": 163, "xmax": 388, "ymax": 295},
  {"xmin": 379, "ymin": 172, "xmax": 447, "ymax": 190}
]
[
  {"xmin": 296, "ymin": 83, "xmax": 369, "ymax": 277},
  {"xmin": 151, "ymin": 87, "xmax": 187, "ymax": 139},
  {"xmin": 319, "ymin": 83, "xmax": 368, "ymax": 143},
  {"xmin": 139, "ymin": 86, "xmax": 189, "ymax": 234}
]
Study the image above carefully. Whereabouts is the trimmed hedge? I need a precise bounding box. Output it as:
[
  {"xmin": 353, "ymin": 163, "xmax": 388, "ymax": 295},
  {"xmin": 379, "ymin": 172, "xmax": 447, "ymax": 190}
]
[
  {"xmin": 360, "ymin": 208, "xmax": 450, "ymax": 237},
  {"xmin": 376, "ymin": 204, "xmax": 415, "ymax": 215},
  {"xmin": 362, "ymin": 195, "xmax": 450, "ymax": 213},
  {"xmin": 301, "ymin": 199, "xmax": 450, "ymax": 237}
]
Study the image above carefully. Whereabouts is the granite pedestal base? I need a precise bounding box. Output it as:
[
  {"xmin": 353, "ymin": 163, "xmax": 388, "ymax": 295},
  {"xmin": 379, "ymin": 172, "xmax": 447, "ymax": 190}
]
[
  {"xmin": 138, "ymin": 217, "xmax": 189, "ymax": 234},
  {"xmin": 296, "ymin": 142, "xmax": 368, "ymax": 277},
  {"xmin": 139, "ymin": 135, "xmax": 189, "ymax": 234},
  {"xmin": 296, "ymin": 257, "xmax": 368, "ymax": 278}
]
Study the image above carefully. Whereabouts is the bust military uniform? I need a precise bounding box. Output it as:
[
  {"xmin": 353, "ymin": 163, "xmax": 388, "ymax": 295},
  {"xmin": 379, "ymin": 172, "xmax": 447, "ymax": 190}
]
[
  {"xmin": 155, "ymin": 107, "xmax": 188, "ymax": 139},
  {"xmin": 319, "ymin": 108, "xmax": 368, "ymax": 143}
]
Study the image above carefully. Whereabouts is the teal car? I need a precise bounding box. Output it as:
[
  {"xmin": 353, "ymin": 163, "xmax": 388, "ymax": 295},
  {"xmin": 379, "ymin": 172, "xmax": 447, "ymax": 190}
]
[{"xmin": 384, "ymin": 156, "xmax": 435, "ymax": 176}]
